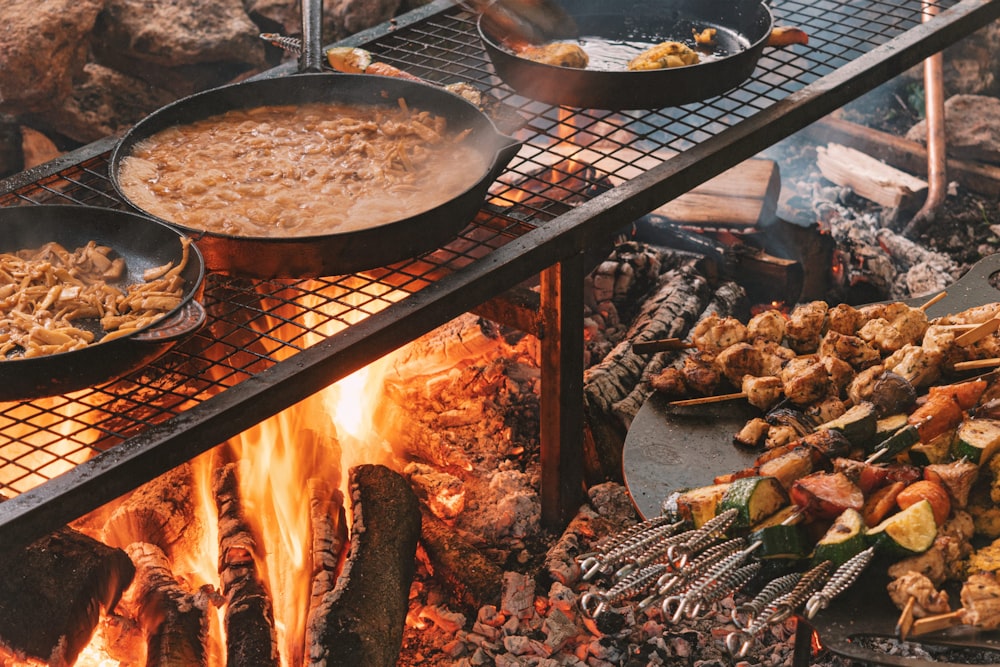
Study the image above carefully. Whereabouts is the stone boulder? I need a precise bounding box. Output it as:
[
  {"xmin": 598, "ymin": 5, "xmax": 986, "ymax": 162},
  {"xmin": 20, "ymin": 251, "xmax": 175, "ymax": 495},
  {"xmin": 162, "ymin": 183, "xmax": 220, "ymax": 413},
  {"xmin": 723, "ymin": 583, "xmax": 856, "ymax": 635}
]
[
  {"xmin": 0, "ymin": 0, "xmax": 104, "ymax": 115},
  {"xmin": 906, "ymin": 94, "xmax": 1000, "ymax": 165}
]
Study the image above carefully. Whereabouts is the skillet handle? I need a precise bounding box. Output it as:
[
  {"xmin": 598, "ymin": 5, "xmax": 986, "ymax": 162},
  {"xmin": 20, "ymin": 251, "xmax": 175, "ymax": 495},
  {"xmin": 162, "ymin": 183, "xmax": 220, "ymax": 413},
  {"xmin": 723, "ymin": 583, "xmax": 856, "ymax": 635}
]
[{"xmin": 133, "ymin": 300, "xmax": 207, "ymax": 342}]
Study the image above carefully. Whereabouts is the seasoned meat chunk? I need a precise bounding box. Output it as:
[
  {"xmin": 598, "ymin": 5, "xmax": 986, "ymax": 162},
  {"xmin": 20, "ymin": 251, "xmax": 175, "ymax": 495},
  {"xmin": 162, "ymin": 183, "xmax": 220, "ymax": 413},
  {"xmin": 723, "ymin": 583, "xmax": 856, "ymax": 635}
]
[
  {"xmin": 742, "ymin": 375, "xmax": 783, "ymax": 412},
  {"xmin": 691, "ymin": 313, "xmax": 747, "ymax": 353},
  {"xmin": 826, "ymin": 303, "xmax": 863, "ymax": 335},
  {"xmin": 628, "ymin": 41, "xmax": 699, "ymax": 70},
  {"xmin": 847, "ymin": 365, "xmax": 885, "ymax": 406},
  {"xmin": 519, "ymin": 42, "xmax": 589, "ymax": 68},
  {"xmin": 961, "ymin": 573, "xmax": 1000, "ymax": 630},
  {"xmin": 782, "ymin": 360, "xmax": 832, "ymax": 406},
  {"xmin": 755, "ymin": 341, "xmax": 796, "ymax": 376},
  {"xmin": 733, "ymin": 417, "xmax": 770, "ymax": 448},
  {"xmin": 821, "ymin": 355, "xmax": 855, "ymax": 395},
  {"xmin": 887, "ymin": 571, "xmax": 950, "ymax": 617},
  {"xmin": 650, "ymin": 367, "xmax": 688, "ymax": 397},
  {"xmin": 858, "ymin": 318, "xmax": 906, "ymax": 354},
  {"xmin": 747, "ymin": 309, "xmax": 786, "ymax": 344},
  {"xmin": 681, "ymin": 351, "xmax": 721, "ymax": 396},
  {"xmin": 883, "ymin": 344, "xmax": 943, "ymax": 388},
  {"xmin": 818, "ymin": 330, "xmax": 881, "ymax": 370},
  {"xmin": 715, "ymin": 342, "xmax": 764, "ymax": 387},
  {"xmin": 785, "ymin": 300, "xmax": 828, "ymax": 353}
]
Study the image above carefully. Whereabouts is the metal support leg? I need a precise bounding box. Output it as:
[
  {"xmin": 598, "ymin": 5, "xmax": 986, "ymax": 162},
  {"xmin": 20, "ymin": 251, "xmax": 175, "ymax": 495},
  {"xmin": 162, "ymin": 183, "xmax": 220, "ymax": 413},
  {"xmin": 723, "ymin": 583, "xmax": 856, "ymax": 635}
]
[{"xmin": 539, "ymin": 255, "xmax": 586, "ymax": 528}]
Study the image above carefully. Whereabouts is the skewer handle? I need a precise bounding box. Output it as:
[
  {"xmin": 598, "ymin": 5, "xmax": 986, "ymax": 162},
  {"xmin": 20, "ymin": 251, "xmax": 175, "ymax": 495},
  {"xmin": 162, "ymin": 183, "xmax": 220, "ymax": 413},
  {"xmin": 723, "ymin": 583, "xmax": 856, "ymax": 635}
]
[
  {"xmin": 909, "ymin": 609, "xmax": 965, "ymax": 637},
  {"xmin": 670, "ymin": 392, "xmax": 747, "ymax": 407}
]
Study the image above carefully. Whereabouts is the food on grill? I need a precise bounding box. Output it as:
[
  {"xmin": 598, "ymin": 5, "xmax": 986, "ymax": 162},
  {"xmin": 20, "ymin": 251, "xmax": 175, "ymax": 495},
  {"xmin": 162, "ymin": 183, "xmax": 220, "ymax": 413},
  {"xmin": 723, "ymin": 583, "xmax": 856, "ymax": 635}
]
[
  {"xmin": 766, "ymin": 26, "xmax": 810, "ymax": 47},
  {"xmin": 118, "ymin": 101, "xmax": 488, "ymax": 238},
  {"xmin": 517, "ymin": 42, "xmax": 589, "ymax": 68},
  {"xmin": 627, "ymin": 41, "xmax": 700, "ymax": 70},
  {"xmin": 0, "ymin": 238, "xmax": 192, "ymax": 358},
  {"xmin": 692, "ymin": 27, "xmax": 717, "ymax": 46},
  {"xmin": 652, "ymin": 297, "xmax": 1000, "ymax": 631}
]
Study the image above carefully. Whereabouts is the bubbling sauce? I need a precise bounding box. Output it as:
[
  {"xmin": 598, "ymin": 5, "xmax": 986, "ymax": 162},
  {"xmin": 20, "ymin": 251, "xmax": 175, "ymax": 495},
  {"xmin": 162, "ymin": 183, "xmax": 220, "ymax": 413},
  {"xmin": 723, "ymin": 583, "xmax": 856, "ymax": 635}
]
[{"xmin": 118, "ymin": 101, "xmax": 489, "ymax": 238}]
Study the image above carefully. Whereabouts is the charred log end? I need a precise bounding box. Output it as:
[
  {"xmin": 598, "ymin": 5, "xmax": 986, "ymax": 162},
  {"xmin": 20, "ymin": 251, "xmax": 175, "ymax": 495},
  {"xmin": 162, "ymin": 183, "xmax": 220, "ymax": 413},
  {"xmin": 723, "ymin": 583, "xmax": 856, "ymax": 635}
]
[
  {"xmin": 310, "ymin": 464, "xmax": 421, "ymax": 667},
  {"xmin": 418, "ymin": 508, "xmax": 504, "ymax": 615},
  {"xmin": 0, "ymin": 527, "xmax": 135, "ymax": 665}
]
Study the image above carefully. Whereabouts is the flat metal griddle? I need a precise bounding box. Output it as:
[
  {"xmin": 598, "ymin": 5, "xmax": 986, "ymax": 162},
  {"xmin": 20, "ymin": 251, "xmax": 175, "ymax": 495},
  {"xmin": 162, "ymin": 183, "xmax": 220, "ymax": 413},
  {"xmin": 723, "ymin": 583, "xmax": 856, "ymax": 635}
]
[{"xmin": 621, "ymin": 252, "xmax": 1000, "ymax": 665}]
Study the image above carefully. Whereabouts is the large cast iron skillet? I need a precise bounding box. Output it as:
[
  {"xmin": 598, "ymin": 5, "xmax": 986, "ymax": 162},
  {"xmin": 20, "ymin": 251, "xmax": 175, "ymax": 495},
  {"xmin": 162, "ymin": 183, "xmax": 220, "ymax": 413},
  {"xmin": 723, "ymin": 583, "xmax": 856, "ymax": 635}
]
[
  {"xmin": 0, "ymin": 205, "xmax": 206, "ymax": 401},
  {"xmin": 110, "ymin": 74, "xmax": 521, "ymax": 278},
  {"xmin": 479, "ymin": 0, "xmax": 778, "ymax": 109}
]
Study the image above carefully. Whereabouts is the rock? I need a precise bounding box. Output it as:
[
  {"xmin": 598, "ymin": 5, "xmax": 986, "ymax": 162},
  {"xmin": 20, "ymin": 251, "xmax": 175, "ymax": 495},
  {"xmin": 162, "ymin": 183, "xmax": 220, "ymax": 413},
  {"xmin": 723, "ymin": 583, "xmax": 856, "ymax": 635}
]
[
  {"xmin": 36, "ymin": 63, "xmax": 177, "ymax": 144},
  {"xmin": 0, "ymin": 0, "xmax": 103, "ymax": 115},
  {"xmin": 906, "ymin": 95, "xmax": 1000, "ymax": 165}
]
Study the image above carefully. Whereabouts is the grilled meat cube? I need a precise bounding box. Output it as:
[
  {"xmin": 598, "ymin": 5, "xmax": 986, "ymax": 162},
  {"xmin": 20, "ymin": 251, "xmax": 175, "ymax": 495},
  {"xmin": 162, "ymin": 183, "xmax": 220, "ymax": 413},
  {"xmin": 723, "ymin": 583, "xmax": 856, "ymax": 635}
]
[
  {"xmin": 827, "ymin": 303, "xmax": 863, "ymax": 335},
  {"xmin": 747, "ymin": 309, "xmax": 786, "ymax": 343},
  {"xmin": 681, "ymin": 351, "xmax": 721, "ymax": 396},
  {"xmin": 818, "ymin": 330, "xmax": 881, "ymax": 370},
  {"xmin": 734, "ymin": 417, "xmax": 770, "ymax": 448},
  {"xmin": 785, "ymin": 300, "xmax": 829, "ymax": 353},
  {"xmin": 756, "ymin": 341, "xmax": 796, "ymax": 376},
  {"xmin": 936, "ymin": 511, "xmax": 976, "ymax": 581},
  {"xmin": 921, "ymin": 324, "xmax": 956, "ymax": 354},
  {"xmin": 889, "ymin": 549, "xmax": 948, "ymax": 588},
  {"xmin": 821, "ymin": 355, "xmax": 855, "ymax": 395},
  {"xmin": 847, "ymin": 365, "xmax": 885, "ymax": 406},
  {"xmin": 782, "ymin": 360, "xmax": 833, "ymax": 406},
  {"xmin": 938, "ymin": 302, "xmax": 1000, "ymax": 325},
  {"xmin": 804, "ymin": 395, "xmax": 847, "ymax": 424},
  {"xmin": 924, "ymin": 460, "xmax": 979, "ymax": 509},
  {"xmin": 884, "ymin": 344, "xmax": 943, "ymax": 389},
  {"xmin": 649, "ymin": 366, "xmax": 688, "ymax": 397},
  {"xmin": 691, "ymin": 313, "xmax": 747, "ymax": 353},
  {"xmin": 715, "ymin": 342, "xmax": 764, "ymax": 387},
  {"xmin": 765, "ymin": 425, "xmax": 801, "ymax": 450},
  {"xmin": 961, "ymin": 572, "xmax": 1000, "ymax": 630},
  {"xmin": 858, "ymin": 317, "xmax": 906, "ymax": 354},
  {"xmin": 887, "ymin": 571, "xmax": 951, "ymax": 617},
  {"xmin": 742, "ymin": 375, "xmax": 783, "ymax": 412},
  {"xmin": 891, "ymin": 306, "xmax": 929, "ymax": 344}
]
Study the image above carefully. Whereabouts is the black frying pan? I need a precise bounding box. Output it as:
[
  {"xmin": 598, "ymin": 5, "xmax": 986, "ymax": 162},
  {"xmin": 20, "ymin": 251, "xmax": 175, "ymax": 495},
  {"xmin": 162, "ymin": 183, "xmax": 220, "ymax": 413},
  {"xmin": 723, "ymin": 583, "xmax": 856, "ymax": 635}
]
[
  {"xmin": 108, "ymin": 0, "xmax": 521, "ymax": 279},
  {"xmin": 0, "ymin": 205, "xmax": 205, "ymax": 401},
  {"xmin": 479, "ymin": 0, "xmax": 779, "ymax": 109}
]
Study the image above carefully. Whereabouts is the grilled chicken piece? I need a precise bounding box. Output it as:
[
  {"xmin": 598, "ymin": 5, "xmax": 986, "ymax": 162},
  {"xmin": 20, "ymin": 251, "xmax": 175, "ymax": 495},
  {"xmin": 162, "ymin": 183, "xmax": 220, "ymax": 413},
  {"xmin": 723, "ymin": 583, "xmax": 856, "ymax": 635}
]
[
  {"xmin": 785, "ymin": 300, "xmax": 829, "ymax": 353},
  {"xmin": 649, "ymin": 366, "xmax": 688, "ymax": 397},
  {"xmin": 924, "ymin": 460, "xmax": 980, "ymax": 509},
  {"xmin": 818, "ymin": 330, "xmax": 881, "ymax": 370},
  {"xmin": 765, "ymin": 425, "xmax": 801, "ymax": 450},
  {"xmin": 782, "ymin": 359, "xmax": 832, "ymax": 406},
  {"xmin": 691, "ymin": 313, "xmax": 747, "ymax": 353},
  {"xmin": 715, "ymin": 342, "xmax": 764, "ymax": 387},
  {"xmin": 733, "ymin": 417, "xmax": 770, "ymax": 448},
  {"xmin": 858, "ymin": 318, "xmax": 907, "ymax": 354},
  {"xmin": 742, "ymin": 375, "xmax": 783, "ymax": 412},
  {"xmin": 518, "ymin": 42, "xmax": 589, "ymax": 68},
  {"xmin": 804, "ymin": 395, "xmax": 847, "ymax": 424},
  {"xmin": 936, "ymin": 511, "xmax": 976, "ymax": 581},
  {"xmin": 747, "ymin": 309, "xmax": 786, "ymax": 344},
  {"xmin": 627, "ymin": 41, "xmax": 699, "ymax": 70},
  {"xmin": 755, "ymin": 341, "xmax": 796, "ymax": 376},
  {"xmin": 883, "ymin": 344, "xmax": 943, "ymax": 388},
  {"xmin": 961, "ymin": 572, "xmax": 1000, "ymax": 630},
  {"xmin": 891, "ymin": 306, "xmax": 929, "ymax": 344},
  {"xmin": 681, "ymin": 351, "xmax": 721, "ymax": 396},
  {"xmin": 827, "ymin": 303, "xmax": 863, "ymax": 335},
  {"xmin": 821, "ymin": 355, "xmax": 855, "ymax": 395},
  {"xmin": 889, "ymin": 548, "xmax": 948, "ymax": 587},
  {"xmin": 887, "ymin": 571, "xmax": 950, "ymax": 617},
  {"xmin": 847, "ymin": 365, "xmax": 885, "ymax": 405},
  {"xmin": 921, "ymin": 324, "xmax": 956, "ymax": 354},
  {"xmin": 938, "ymin": 303, "xmax": 1000, "ymax": 325}
]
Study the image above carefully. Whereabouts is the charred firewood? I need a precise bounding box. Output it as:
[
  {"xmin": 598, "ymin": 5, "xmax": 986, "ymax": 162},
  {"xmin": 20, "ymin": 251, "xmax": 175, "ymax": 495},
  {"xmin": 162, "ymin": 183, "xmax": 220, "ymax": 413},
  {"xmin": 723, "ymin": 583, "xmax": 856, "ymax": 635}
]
[
  {"xmin": 124, "ymin": 542, "xmax": 211, "ymax": 666},
  {"xmin": 583, "ymin": 263, "xmax": 712, "ymax": 480},
  {"xmin": 418, "ymin": 507, "xmax": 504, "ymax": 614},
  {"xmin": 0, "ymin": 522, "xmax": 135, "ymax": 666},
  {"xmin": 103, "ymin": 463, "xmax": 198, "ymax": 557},
  {"xmin": 214, "ymin": 461, "xmax": 280, "ymax": 667},
  {"xmin": 305, "ymin": 479, "xmax": 348, "ymax": 629},
  {"xmin": 307, "ymin": 464, "xmax": 421, "ymax": 667},
  {"xmin": 616, "ymin": 281, "xmax": 748, "ymax": 422}
]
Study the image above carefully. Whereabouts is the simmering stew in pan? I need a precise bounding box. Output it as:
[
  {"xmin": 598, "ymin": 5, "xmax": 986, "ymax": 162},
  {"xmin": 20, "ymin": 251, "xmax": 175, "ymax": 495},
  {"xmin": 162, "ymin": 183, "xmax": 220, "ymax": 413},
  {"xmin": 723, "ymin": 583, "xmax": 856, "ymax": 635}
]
[{"xmin": 118, "ymin": 100, "xmax": 489, "ymax": 238}]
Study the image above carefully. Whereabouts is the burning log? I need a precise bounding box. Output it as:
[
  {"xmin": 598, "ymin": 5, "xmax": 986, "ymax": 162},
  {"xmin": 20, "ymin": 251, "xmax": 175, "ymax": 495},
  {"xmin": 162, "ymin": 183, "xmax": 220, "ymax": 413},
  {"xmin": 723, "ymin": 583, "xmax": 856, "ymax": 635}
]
[
  {"xmin": 0, "ymin": 522, "xmax": 135, "ymax": 666},
  {"xmin": 307, "ymin": 464, "xmax": 421, "ymax": 667},
  {"xmin": 305, "ymin": 478, "xmax": 348, "ymax": 635},
  {"xmin": 583, "ymin": 261, "xmax": 711, "ymax": 478},
  {"xmin": 123, "ymin": 542, "xmax": 212, "ymax": 667},
  {"xmin": 418, "ymin": 507, "xmax": 504, "ymax": 614},
  {"xmin": 213, "ymin": 460, "xmax": 280, "ymax": 667},
  {"xmin": 103, "ymin": 463, "xmax": 199, "ymax": 556}
]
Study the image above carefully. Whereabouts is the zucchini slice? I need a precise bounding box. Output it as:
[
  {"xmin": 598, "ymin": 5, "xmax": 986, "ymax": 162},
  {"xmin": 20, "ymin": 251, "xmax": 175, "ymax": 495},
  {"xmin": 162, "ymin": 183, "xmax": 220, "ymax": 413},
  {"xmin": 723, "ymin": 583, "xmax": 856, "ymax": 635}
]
[
  {"xmin": 717, "ymin": 476, "xmax": 789, "ymax": 529},
  {"xmin": 817, "ymin": 402, "xmax": 878, "ymax": 448},
  {"xmin": 954, "ymin": 418, "xmax": 1000, "ymax": 465},
  {"xmin": 749, "ymin": 523, "xmax": 809, "ymax": 560},
  {"xmin": 867, "ymin": 424, "xmax": 920, "ymax": 462},
  {"xmin": 812, "ymin": 508, "xmax": 867, "ymax": 566},
  {"xmin": 907, "ymin": 430, "xmax": 955, "ymax": 466},
  {"xmin": 866, "ymin": 499, "xmax": 937, "ymax": 557},
  {"xmin": 667, "ymin": 483, "xmax": 731, "ymax": 528}
]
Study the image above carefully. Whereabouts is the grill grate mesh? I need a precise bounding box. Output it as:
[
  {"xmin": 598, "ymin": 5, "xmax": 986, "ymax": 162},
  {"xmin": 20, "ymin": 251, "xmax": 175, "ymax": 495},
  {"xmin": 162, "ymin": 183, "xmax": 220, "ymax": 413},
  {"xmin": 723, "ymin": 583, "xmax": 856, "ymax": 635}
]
[{"xmin": 0, "ymin": 0, "xmax": 961, "ymax": 497}]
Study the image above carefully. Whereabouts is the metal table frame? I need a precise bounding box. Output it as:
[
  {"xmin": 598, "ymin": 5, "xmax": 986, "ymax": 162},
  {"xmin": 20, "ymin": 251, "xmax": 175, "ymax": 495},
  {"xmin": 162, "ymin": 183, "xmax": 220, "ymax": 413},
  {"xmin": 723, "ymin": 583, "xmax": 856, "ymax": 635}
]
[{"xmin": 1, "ymin": 0, "xmax": 999, "ymax": 549}]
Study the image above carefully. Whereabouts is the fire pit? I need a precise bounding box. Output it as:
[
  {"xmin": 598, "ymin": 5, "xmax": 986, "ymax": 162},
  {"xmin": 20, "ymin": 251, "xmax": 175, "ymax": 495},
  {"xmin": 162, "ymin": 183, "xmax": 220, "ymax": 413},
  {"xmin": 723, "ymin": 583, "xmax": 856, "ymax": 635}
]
[{"xmin": 2, "ymin": 0, "xmax": 1000, "ymax": 664}]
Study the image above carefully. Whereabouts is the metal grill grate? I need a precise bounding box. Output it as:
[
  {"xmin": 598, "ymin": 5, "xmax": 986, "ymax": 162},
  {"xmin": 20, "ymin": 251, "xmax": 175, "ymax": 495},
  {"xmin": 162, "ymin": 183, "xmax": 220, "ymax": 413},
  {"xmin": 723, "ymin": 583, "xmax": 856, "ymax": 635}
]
[{"xmin": 0, "ymin": 0, "xmax": 991, "ymax": 539}]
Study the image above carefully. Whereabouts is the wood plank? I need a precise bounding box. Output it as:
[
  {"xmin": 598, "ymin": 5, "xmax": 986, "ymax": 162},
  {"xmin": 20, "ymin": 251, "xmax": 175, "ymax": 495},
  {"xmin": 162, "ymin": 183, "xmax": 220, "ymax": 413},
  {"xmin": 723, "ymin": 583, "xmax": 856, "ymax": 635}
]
[
  {"xmin": 802, "ymin": 115, "xmax": 1000, "ymax": 198},
  {"xmin": 816, "ymin": 143, "xmax": 928, "ymax": 210},
  {"xmin": 652, "ymin": 158, "xmax": 781, "ymax": 228}
]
